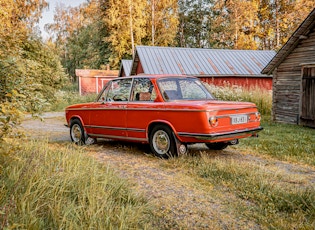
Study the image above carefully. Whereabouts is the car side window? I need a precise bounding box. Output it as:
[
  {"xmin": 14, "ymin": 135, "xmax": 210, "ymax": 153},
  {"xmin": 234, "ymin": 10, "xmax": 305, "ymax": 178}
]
[
  {"xmin": 97, "ymin": 86, "xmax": 109, "ymax": 102},
  {"xmin": 105, "ymin": 78, "xmax": 132, "ymax": 102},
  {"xmin": 158, "ymin": 79, "xmax": 182, "ymax": 100},
  {"xmin": 131, "ymin": 78, "xmax": 156, "ymax": 102}
]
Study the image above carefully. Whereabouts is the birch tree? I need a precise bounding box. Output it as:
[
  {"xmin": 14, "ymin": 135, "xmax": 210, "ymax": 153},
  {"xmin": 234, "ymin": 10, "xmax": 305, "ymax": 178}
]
[{"xmin": 148, "ymin": 0, "xmax": 179, "ymax": 46}]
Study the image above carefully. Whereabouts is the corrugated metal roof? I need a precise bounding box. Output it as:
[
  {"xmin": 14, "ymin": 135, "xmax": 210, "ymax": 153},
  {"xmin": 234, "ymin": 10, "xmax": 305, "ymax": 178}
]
[
  {"xmin": 132, "ymin": 46, "xmax": 276, "ymax": 76},
  {"xmin": 118, "ymin": 59, "xmax": 133, "ymax": 77},
  {"xmin": 262, "ymin": 8, "xmax": 315, "ymax": 75}
]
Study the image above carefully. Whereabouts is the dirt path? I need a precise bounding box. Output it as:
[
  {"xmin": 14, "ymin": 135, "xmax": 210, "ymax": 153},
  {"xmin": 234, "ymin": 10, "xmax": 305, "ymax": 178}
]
[{"xmin": 21, "ymin": 112, "xmax": 315, "ymax": 229}]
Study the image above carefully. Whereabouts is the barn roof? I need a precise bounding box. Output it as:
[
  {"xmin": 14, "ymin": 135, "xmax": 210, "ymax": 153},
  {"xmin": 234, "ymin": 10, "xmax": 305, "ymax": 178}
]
[
  {"xmin": 262, "ymin": 8, "xmax": 315, "ymax": 75},
  {"xmin": 118, "ymin": 59, "xmax": 133, "ymax": 77},
  {"xmin": 75, "ymin": 69, "xmax": 118, "ymax": 77},
  {"xmin": 131, "ymin": 46, "xmax": 275, "ymax": 77}
]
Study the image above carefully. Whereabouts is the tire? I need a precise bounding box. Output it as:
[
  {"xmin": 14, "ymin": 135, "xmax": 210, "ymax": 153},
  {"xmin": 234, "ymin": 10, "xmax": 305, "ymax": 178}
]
[
  {"xmin": 206, "ymin": 142, "xmax": 228, "ymax": 150},
  {"xmin": 149, "ymin": 125, "xmax": 177, "ymax": 159},
  {"xmin": 70, "ymin": 119, "xmax": 86, "ymax": 145}
]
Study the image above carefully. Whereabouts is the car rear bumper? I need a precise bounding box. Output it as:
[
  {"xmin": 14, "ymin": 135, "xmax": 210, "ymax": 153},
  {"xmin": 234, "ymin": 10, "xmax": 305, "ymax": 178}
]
[{"xmin": 177, "ymin": 126, "xmax": 263, "ymax": 141}]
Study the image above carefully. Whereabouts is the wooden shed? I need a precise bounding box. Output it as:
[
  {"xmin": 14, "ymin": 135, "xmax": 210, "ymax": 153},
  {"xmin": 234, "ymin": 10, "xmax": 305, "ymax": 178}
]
[
  {"xmin": 76, "ymin": 69, "xmax": 118, "ymax": 95},
  {"xmin": 262, "ymin": 8, "xmax": 315, "ymax": 127},
  {"xmin": 120, "ymin": 46, "xmax": 275, "ymax": 90}
]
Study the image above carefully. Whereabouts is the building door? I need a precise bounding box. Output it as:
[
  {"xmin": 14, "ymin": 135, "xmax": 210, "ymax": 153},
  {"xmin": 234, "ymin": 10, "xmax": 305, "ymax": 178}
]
[{"xmin": 301, "ymin": 67, "xmax": 315, "ymax": 128}]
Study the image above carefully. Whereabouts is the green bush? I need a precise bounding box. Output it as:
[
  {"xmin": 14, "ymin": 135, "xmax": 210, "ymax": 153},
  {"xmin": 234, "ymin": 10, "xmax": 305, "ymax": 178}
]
[{"xmin": 0, "ymin": 38, "xmax": 66, "ymax": 141}]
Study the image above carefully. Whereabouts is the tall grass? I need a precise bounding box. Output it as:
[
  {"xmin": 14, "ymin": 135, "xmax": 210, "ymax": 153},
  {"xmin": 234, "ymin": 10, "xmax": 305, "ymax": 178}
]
[
  {"xmin": 236, "ymin": 117, "xmax": 315, "ymax": 166},
  {"xmin": 163, "ymin": 155, "xmax": 315, "ymax": 229},
  {"xmin": 198, "ymin": 157, "xmax": 315, "ymax": 229},
  {"xmin": 48, "ymin": 82, "xmax": 97, "ymax": 112},
  {"xmin": 0, "ymin": 140, "xmax": 152, "ymax": 229},
  {"xmin": 49, "ymin": 90, "xmax": 96, "ymax": 112},
  {"xmin": 206, "ymin": 83, "xmax": 272, "ymax": 115}
]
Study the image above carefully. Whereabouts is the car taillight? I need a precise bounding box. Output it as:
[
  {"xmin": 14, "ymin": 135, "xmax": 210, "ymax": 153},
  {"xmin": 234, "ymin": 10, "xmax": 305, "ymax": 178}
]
[
  {"xmin": 255, "ymin": 112, "xmax": 261, "ymax": 122},
  {"xmin": 209, "ymin": 116, "xmax": 218, "ymax": 127}
]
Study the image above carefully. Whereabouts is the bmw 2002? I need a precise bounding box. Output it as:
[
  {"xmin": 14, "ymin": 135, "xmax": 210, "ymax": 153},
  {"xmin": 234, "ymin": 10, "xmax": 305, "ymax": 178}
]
[{"xmin": 65, "ymin": 75, "xmax": 262, "ymax": 158}]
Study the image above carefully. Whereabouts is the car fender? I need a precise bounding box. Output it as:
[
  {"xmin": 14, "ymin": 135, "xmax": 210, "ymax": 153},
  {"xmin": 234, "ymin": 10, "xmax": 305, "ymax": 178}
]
[
  {"xmin": 69, "ymin": 115, "xmax": 88, "ymax": 133},
  {"xmin": 146, "ymin": 119, "xmax": 183, "ymax": 142}
]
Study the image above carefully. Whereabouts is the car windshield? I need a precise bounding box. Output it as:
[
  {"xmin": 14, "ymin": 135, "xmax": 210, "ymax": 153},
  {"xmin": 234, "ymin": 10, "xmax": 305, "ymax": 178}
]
[{"xmin": 158, "ymin": 77, "xmax": 215, "ymax": 101}]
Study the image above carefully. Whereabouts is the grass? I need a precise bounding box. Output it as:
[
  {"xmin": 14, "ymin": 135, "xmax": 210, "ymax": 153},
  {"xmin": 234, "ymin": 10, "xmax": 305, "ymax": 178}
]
[
  {"xmin": 48, "ymin": 82, "xmax": 97, "ymax": 112},
  {"xmin": 235, "ymin": 116, "xmax": 315, "ymax": 166},
  {"xmin": 206, "ymin": 83, "xmax": 272, "ymax": 115},
  {"xmin": 0, "ymin": 140, "xmax": 153, "ymax": 229},
  {"xmin": 161, "ymin": 154, "xmax": 315, "ymax": 229},
  {"xmin": 49, "ymin": 91, "xmax": 96, "ymax": 112}
]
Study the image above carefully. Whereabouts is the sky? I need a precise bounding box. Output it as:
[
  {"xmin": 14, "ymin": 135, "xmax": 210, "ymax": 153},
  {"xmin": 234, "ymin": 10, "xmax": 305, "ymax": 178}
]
[{"xmin": 38, "ymin": 0, "xmax": 87, "ymax": 39}]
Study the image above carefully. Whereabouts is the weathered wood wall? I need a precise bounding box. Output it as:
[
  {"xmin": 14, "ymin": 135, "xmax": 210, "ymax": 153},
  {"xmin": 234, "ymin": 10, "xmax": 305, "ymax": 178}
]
[{"xmin": 272, "ymin": 28, "xmax": 315, "ymax": 124}]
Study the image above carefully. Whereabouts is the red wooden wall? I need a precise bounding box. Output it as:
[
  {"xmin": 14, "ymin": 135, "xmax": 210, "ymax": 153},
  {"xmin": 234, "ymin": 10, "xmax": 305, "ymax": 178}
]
[
  {"xmin": 200, "ymin": 76, "xmax": 272, "ymax": 90},
  {"xmin": 76, "ymin": 69, "xmax": 118, "ymax": 95}
]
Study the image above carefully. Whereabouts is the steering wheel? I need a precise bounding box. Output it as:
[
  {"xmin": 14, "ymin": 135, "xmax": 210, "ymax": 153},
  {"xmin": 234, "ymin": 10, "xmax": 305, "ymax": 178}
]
[{"xmin": 113, "ymin": 95, "xmax": 127, "ymax": 101}]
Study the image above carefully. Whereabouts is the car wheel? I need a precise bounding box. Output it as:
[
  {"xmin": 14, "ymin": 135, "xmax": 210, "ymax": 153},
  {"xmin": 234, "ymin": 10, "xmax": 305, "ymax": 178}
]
[
  {"xmin": 149, "ymin": 125, "xmax": 177, "ymax": 159},
  {"xmin": 206, "ymin": 142, "xmax": 228, "ymax": 150},
  {"xmin": 70, "ymin": 119, "xmax": 85, "ymax": 145}
]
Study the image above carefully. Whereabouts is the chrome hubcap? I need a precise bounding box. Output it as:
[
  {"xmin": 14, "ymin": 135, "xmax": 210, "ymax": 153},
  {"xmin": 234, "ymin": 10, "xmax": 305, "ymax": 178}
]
[
  {"xmin": 71, "ymin": 124, "xmax": 82, "ymax": 143},
  {"xmin": 153, "ymin": 130, "xmax": 170, "ymax": 155}
]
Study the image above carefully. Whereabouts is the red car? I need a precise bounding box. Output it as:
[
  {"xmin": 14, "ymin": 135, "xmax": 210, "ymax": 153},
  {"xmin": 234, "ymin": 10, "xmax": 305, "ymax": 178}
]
[{"xmin": 65, "ymin": 75, "xmax": 262, "ymax": 158}]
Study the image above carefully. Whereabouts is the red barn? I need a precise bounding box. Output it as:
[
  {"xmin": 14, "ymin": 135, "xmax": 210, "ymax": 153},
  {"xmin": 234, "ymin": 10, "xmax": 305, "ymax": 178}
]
[{"xmin": 76, "ymin": 69, "xmax": 118, "ymax": 95}]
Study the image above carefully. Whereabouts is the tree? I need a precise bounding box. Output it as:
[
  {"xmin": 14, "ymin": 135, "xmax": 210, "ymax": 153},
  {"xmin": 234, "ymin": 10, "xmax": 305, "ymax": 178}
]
[
  {"xmin": 104, "ymin": 0, "xmax": 179, "ymax": 68},
  {"xmin": 211, "ymin": 0, "xmax": 260, "ymax": 49},
  {"xmin": 104, "ymin": 0, "xmax": 147, "ymax": 67},
  {"xmin": 0, "ymin": 0, "xmax": 65, "ymax": 141},
  {"xmin": 177, "ymin": 0, "xmax": 214, "ymax": 48},
  {"xmin": 147, "ymin": 0, "xmax": 179, "ymax": 46},
  {"xmin": 256, "ymin": 0, "xmax": 314, "ymax": 50},
  {"xmin": 46, "ymin": 0, "xmax": 111, "ymax": 79}
]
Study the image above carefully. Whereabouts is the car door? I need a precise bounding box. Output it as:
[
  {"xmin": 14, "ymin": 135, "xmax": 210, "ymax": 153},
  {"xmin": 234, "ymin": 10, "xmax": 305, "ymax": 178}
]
[
  {"xmin": 87, "ymin": 78, "xmax": 132, "ymax": 139},
  {"xmin": 126, "ymin": 77, "xmax": 159, "ymax": 142}
]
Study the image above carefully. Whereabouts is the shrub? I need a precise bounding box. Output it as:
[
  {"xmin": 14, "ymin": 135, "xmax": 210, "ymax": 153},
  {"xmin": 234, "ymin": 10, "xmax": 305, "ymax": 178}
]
[{"xmin": 205, "ymin": 83, "xmax": 272, "ymax": 115}]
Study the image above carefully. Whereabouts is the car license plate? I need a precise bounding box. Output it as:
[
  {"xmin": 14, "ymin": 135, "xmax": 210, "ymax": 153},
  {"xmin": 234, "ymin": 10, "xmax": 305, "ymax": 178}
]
[{"xmin": 231, "ymin": 115, "xmax": 248, "ymax": 124}]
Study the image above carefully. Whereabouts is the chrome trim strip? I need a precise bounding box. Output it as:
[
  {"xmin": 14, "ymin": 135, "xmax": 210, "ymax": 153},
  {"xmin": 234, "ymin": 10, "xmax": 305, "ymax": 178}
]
[
  {"xmin": 67, "ymin": 108, "xmax": 126, "ymax": 111},
  {"xmin": 85, "ymin": 125, "xmax": 124, "ymax": 131},
  {"xmin": 84, "ymin": 125, "xmax": 145, "ymax": 133},
  {"xmin": 89, "ymin": 133, "xmax": 147, "ymax": 142},
  {"xmin": 216, "ymin": 112, "xmax": 257, "ymax": 119},
  {"xmin": 178, "ymin": 127, "xmax": 263, "ymax": 140},
  {"xmin": 126, "ymin": 127, "xmax": 145, "ymax": 132}
]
